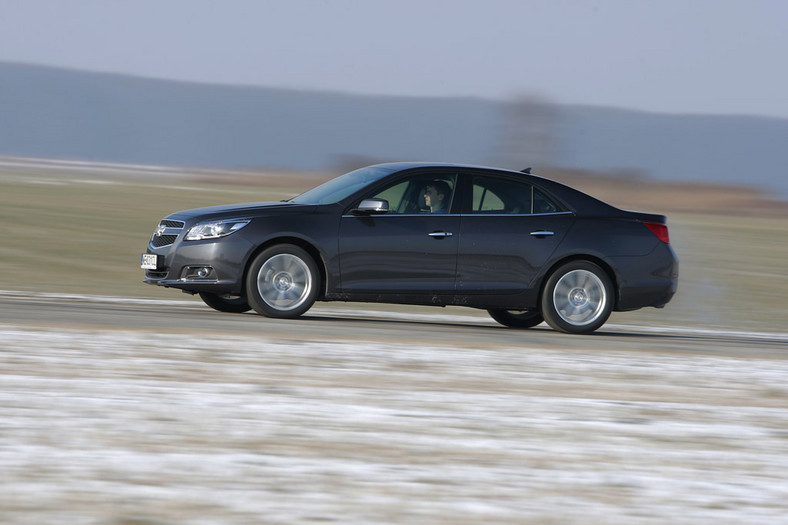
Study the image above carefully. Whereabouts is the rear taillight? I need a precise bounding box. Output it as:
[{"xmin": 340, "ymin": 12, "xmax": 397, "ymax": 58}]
[{"xmin": 644, "ymin": 222, "xmax": 670, "ymax": 243}]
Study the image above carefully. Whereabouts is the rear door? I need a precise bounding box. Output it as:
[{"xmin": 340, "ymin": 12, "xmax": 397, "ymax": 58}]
[{"xmin": 456, "ymin": 173, "xmax": 574, "ymax": 293}]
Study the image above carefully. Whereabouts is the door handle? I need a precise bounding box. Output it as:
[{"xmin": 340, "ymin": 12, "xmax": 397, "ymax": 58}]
[
  {"xmin": 428, "ymin": 231, "xmax": 454, "ymax": 238},
  {"xmin": 530, "ymin": 230, "xmax": 555, "ymax": 237}
]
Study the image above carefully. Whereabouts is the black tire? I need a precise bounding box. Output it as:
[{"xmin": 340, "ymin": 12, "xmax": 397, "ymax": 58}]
[
  {"xmin": 198, "ymin": 292, "xmax": 251, "ymax": 313},
  {"xmin": 541, "ymin": 261, "xmax": 613, "ymax": 334},
  {"xmin": 246, "ymin": 244, "xmax": 320, "ymax": 318},
  {"xmin": 487, "ymin": 309, "xmax": 544, "ymax": 328}
]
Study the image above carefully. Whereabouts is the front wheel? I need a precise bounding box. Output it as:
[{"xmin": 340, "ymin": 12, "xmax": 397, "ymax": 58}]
[
  {"xmin": 541, "ymin": 261, "xmax": 613, "ymax": 334},
  {"xmin": 198, "ymin": 292, "xmax": 251, "ymax": 313},
  {"xmin": 487, "ymin": 309, "xmax": 544, "ymax": 328},
  {"xmin": 246, "ymin": 244, "xmax": 320, "ymax": 318}
]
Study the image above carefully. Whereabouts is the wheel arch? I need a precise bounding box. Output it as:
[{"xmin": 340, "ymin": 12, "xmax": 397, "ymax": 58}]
[
  {"xmin": 242, "ymin": 236, "xmax": 328, "ymax": 299},
  {"xmin": 536, "ymin": 254, "xmax": 620, "ymax": 310}
]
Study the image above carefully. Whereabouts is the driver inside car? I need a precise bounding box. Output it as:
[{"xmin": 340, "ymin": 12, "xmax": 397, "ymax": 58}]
[{"xmin": 423, "ymin": 180, "xmax": 451, "ymax": 213}]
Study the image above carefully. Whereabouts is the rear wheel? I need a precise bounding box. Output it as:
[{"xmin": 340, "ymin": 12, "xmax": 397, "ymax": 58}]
[
  {"xmin": 246, "ymin": 244, "xmax": 320, "ymax": 318},
  {"xmin": 487, "ymin": 309, "xmax": 544, "ymax": 328},
  {"xmin": 541, "ymin": 261, "xmax": 613, "ymax": 334},
  {"xmin": 198, "ymin": 292, "xmax": 251, "ymax": 313}
]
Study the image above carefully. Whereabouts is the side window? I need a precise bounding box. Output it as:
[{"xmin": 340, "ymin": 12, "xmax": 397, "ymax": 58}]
[
  {"xmin": 471, "ymin": 176, "xmax": 532, "ymax": 214},
  {"xmin": 369, "ymin": 174, "xmax": 457, "ymax": 214},
  {"xmin": 373, "ymin": 180, "xmax": 409, "ymax": 212},
  {"xmin": 473, "ymin": 184, "xmax": 506, "ymax": 212},
  {"xmin": 533, "ymin": 188, "xmax": 560, "ymax": 214}
]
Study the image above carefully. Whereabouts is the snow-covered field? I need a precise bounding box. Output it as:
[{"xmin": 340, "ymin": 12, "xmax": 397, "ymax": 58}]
[{"xmin": 1, "ymin": 324, "xmax": 787, "ymax": 524}]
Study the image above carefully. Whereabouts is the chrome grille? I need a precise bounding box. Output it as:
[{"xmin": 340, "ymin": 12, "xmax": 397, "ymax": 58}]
[
  {"xmin": 152, "ymin": 234, "xmax": 178, "ymax": 247},
  {"xmin": 149, "ymin": 218, "xmax": 185, "ymax": 248}
]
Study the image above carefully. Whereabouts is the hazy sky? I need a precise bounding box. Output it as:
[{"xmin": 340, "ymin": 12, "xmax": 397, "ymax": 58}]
[{"xmin": 2, "ymin": 0, "xmax": 787, "ymax": 118}]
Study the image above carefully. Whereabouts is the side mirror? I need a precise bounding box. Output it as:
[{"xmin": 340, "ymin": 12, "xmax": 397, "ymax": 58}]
[{"xmin": 353, "ymin": 198, "xmax": 389, "ymax": 215}]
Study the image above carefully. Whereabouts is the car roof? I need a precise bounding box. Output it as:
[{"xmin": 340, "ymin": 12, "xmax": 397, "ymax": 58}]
[
  {"xmin": 368, "ymin": 162, "xmax": 625, "ymax": 217},
  {"xmin": 370, "ymin": 161, "xmax": 524, "ymax": 174}
]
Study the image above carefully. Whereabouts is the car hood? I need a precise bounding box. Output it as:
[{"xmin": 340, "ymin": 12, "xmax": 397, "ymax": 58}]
[{"xmin": 166, "ymin": 201, "xmax": 316, "ymax": 222}]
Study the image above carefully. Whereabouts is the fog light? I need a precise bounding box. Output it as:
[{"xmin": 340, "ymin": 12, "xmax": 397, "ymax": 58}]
[{"xmin": 182, "ymin": 266, "xmax": 217, "ymax": 280}]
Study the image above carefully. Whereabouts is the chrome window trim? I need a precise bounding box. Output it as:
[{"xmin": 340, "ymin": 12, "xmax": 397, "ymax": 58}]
[
  {"xmin": 341, "ymin": 213, "xmax": 463, "ymax": 218},
  {"xmin": 341, "ymin": 211, "xmax": 573, "ymax": 218},
  {"xmin": 461, "ymin": 211, "xmax": 574, "ymax": 218}
]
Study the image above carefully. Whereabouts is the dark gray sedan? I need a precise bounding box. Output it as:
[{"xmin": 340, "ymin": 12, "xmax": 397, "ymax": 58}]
[{"xmin": 142, "ymin": 163, "xmax": 678, "ymax": 334}]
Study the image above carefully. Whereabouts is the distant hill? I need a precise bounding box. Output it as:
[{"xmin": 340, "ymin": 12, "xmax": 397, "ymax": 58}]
[{"xmin": 2, "ymin": 62, "xmax": 788, "ymax": 198}]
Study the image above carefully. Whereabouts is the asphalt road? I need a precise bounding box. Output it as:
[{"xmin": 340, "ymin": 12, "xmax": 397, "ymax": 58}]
[{"xmin": 2, "ymin": 294, "xmax": 786, "ymax": 359}]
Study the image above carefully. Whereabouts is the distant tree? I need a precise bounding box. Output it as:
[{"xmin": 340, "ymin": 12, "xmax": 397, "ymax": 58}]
[{"xmin": 490, "ymin": 95, "xmax": 560, "ymax": 170}]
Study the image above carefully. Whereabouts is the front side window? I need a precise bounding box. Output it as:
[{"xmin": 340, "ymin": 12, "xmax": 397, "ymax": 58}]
[{"xmin": 368, "ymin": 173, "xmax": 457, "ymax": 214}]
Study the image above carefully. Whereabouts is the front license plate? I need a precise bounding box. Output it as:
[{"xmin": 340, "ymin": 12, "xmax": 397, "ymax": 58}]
[{"xmin": 141, "ymin": 253, "xmax": 160, "ymax": 270}]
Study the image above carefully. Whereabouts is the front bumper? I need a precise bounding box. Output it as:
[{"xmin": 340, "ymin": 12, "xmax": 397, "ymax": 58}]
[{"xmin": 142, "ymin": 235, "xmax": 253, "ymax": 295}]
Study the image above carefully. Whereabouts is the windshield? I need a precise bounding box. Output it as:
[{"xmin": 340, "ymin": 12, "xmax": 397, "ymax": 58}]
[{"xmin": 289, "ymin": 166, "xmax": 396, "ymax": 205}]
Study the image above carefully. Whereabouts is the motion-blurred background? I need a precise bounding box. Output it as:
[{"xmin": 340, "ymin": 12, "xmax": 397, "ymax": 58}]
[
  {"xmin": 1, "ymin": 0, "xmax": 787, "ymax": 330},
  {"xmin": 2, "ymin": 6, "xmax": 788, "ymax": 523}
]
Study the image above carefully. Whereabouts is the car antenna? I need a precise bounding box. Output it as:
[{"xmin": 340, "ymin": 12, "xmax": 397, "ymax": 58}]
[{"xmin": 520, "ymin": 167, "xmax": 532, "ymax": 174}]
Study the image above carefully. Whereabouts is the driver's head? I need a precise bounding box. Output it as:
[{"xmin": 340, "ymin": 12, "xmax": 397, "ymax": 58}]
[{"xmin": 424, "ymin": 180, "xmax": 451, "ymax": 211}]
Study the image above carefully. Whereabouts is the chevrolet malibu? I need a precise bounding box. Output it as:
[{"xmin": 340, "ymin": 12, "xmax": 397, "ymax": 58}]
[{"xmin": 141, "ymin": 163, "xmax": 678, "ymax": 334}]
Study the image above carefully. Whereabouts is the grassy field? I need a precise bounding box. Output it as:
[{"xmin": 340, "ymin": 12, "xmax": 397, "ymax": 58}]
[{"xmin": 2, "ymin": 167, "xmax": 787, "ymax": 333}]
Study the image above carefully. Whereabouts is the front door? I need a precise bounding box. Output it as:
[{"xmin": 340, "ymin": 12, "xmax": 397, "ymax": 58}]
[{"xmin": 338, "ymin": 173, "xmax": 459, "ymax": 293}]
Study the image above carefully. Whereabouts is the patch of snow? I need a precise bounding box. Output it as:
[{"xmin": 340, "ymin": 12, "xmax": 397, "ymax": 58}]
[{"xmin": 1, "ymin": 325, "xmax": 787, "ymax": 524}]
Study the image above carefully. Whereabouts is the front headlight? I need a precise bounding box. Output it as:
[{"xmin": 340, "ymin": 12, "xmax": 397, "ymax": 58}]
[{"xmin": 185, "ymin": 218, "xmax": 251, "ymax": 241}]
